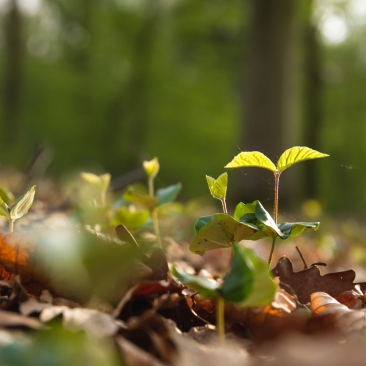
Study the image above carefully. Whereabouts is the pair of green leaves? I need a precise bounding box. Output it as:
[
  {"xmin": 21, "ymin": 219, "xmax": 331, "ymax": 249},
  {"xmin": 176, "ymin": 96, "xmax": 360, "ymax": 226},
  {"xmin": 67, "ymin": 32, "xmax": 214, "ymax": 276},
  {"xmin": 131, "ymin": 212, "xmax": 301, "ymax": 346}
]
[
  {"xmin": 190, "ymin": 200, "xmax": 319, "ymax": 255},
  {"xmin": 173, "ymin": 243, "xmax": 277, "ymax": 306},
  {"xmin": 123, "ymin": 183, "xmax": 182, "ymax": 212},
  {"xmin": 0, "ymin": 186, "xmax": 36, "ymax": 221},
  {"xmin": 225, "ymin": 146, "xmax": 329, "ymax": 173},
  {"xmin": 81, "ymin": 172, "xmax": 111, "ymax": 194}
]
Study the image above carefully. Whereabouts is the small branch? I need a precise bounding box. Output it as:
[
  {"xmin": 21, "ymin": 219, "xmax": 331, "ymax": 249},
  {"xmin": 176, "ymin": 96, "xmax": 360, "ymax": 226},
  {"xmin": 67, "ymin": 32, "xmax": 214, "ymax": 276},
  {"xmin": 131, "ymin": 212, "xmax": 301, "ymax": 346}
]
[
  {"xmin": 274, "ymin": 172, "xmax": 280, "ymax": 223},
  {"xmin": 295, "ymin": 246, "xmax": 308, "ymax": 269}
]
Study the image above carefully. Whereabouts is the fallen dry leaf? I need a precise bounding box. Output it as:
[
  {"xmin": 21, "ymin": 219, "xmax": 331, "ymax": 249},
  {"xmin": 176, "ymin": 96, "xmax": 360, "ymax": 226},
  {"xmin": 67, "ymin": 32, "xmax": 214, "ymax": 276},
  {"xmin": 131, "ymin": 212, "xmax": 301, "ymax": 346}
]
[
  {"xmin": 311, "ymin": 292, "xmax": 366, "ymax": 335},
  {"xmin": 272, "ymin": 256, "xmax": 366, "ymax": 304},
  {"xmin": 0, "ymin": 309, "xmax": 43, "ymax": 329}
]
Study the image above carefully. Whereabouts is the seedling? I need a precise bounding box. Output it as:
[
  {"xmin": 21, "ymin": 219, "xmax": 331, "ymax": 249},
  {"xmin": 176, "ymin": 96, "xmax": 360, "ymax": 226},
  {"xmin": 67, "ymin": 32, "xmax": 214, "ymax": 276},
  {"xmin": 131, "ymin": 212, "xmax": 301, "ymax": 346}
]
[
  {"xmin": 123, "ymin": 157, "xmax": 182, "ymax": 249},
  {"xmin": 172, "ymin": 243, "xmax": 277, "ymax": 344},
  {"xmin": 81, "ymin": 172, "xmax": 111, "ymax": 206},
  {"xmin": 0, "ymin": 186, "xmax": 36, "ymax": 232},
  {"xmin": 206, "ymin": 173, "xmax": 228, "ymax": 214},
  {"xmin": 225, "ymin": 146, "xmax": 329, "ymax": 266}
]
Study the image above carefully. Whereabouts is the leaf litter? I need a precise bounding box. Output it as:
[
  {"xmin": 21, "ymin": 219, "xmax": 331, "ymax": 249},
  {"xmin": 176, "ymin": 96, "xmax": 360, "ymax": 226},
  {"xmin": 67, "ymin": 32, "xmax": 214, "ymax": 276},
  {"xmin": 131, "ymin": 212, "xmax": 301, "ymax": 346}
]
[{"xmin": 1, "ymin": 226, "xmax": 366, "ymax": 365}]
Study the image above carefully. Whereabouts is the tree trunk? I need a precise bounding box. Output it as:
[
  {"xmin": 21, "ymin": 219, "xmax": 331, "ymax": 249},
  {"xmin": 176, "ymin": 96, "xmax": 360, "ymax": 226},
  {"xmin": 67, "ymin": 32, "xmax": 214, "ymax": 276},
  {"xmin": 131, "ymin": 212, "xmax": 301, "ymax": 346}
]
[
  {"xmin": 3, "ymin": 0, "xmax": 23, "ymax": 147},
  {"xmin": 238, "ymin": 0, "xmax": 296, "ymax": 208},
  {"xmin": 302, "ymin": 4, "xmax": 322, "ymax": 199}
]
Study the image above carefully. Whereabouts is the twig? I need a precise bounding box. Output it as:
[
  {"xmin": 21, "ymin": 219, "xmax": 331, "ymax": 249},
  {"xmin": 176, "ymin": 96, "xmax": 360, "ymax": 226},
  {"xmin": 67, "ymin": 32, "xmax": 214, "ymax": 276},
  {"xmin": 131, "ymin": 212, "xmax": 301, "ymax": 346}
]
[{"xmin": 295, "ymin": 246, "xmax": 308, "ymax": 269}]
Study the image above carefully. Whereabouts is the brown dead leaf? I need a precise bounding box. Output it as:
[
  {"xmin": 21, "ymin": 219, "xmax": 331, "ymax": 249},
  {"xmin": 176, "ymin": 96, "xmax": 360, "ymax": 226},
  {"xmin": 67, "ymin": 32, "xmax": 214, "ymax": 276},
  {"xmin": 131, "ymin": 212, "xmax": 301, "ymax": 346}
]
[
  {"xmin": 311, "ymin": 292, "xmax": 366, "ymax": 335},
  {"xmin": 0, "ymin": 275, "xmax": 28, "ymax": 310},
  {"xmin": 272, "ymin": 256, "xmax": 366, "ymax": 304},
  {"xmin": 40, "ymin": 306, "xmax": 120, "ymax": 338},
  {"xmin": 0, "ymin": 309, "xmax": 43, "ymax": 329}
]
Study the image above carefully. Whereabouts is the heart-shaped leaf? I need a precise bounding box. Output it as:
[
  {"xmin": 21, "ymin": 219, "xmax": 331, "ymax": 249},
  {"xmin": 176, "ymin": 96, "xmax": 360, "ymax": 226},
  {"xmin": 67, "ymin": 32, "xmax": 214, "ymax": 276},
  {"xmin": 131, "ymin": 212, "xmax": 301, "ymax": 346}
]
[
  {"xmin": 277, "ymin": 222, "xmax": 320, "ymax": 239},
  {"xmin": 0, "ymin": 198, "xmax": 10, "ymax": 218},
  {"xmin": 225, "ymin": 152, "xmax": 276, "ymax": 172},
  {"xmin": 171, "ymin": 265, "xmax": 219, "ymax": 298},
  {"xmin": 219, "ymin": 243, "xmax": 255, "ymax": 302},
  {"xmin": 276, "ymin": 146, "xmax": 329, "ymax": 173},
  {"xmin": 156, "ymin": 183, "xmax": 181, "ymax": 206},
  {"xmin": 206, "ymin": 173, "xmax": 227, "ymax": 200},
  {"xmin": 112, "ymin": 206, "xmax": 150, "ymax": 230},
  {"xmin": 10, "ymin": 186, "xmax": 36, "ymax": 220},
  {"xmin": 81, "ymin": 172, "xmax": 111, "ymax": 193},
  {"xmin": 143, "ymin": 157, "xmax": 160, "ymax": 179},
  {"xmin": 190, "ymin": 214, "xmax": 260, "ymax": 255},
  {"xmin": 240, "ymin": 248, "xmax": 277, "ymax": 306}
]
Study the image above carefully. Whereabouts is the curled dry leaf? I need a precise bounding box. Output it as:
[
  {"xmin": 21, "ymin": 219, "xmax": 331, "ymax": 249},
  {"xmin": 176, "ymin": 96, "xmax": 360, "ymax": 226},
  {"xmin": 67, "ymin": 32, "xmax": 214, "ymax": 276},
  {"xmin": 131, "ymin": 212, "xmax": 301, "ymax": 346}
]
[
  {"xmin": 272, "ymin": 256, "xmax": 366, "ymax": 304},
  {"xmin": 311, "ymin": 292, "xmax": 366, "ymax": 335},
  {"xmin": 40, "ymin": 306, "xmax": 119, "ymax": 338},
  {"xmin": 0, "ymin": 309, "xmax": 43, "ymax": 329},
  {"xmin": 0, "ymin": 275, "xmax": 28, "ymax": 310}
]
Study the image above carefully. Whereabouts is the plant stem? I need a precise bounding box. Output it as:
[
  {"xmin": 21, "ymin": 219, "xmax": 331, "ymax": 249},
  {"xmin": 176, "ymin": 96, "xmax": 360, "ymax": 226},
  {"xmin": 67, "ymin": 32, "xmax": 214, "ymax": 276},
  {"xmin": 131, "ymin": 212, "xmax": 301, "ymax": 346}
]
[
  {"xmin": 148, "ymin": 177, "xmax": 154, "ymax": 197},
  {"xmin": 101, "ymin": 191, "xmax": 106, "ymax": 207},
  {"xmin": 221, "ymin": 198, "xmax": 228, "ymax": 214},
  {"xmin": 216, "ymin": 296, "xmax": 225, "ymax": 344},
  {"xmin": 152, "ymin": 209, "xmax": 163, "ymax": 250},
  {"xmin": 268, "ymin": 236, "xmax": 276, "ymax": 267},
  {"xmin": 268, "ymin": 171, "xmax": 280, "ymax": 268},
  {"xmin": 9, "ymin": 219, "xmax": 14, "ymax": 233},
  {"xmin": 148, "ymin": 177, "xmax": 162, "ymax": 250},
  {"xmin": 274, "ymin": 171, "xmax": 280, "ymax": 223}
]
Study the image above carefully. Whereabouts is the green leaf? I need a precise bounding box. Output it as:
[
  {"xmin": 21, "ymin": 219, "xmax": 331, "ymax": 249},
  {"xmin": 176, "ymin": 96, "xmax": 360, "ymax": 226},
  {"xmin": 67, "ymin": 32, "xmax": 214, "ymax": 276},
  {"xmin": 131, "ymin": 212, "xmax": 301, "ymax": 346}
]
[
  {"xmin": 123, "ymin": 187, "xmax": 159, "ymax": 211},
  {"xmin": 171, "ymin": 265, "xmax": 218, "ymax": 298},
  {"xmin": 277, "ymin": 146, "xmax": 329, "ymax": 173},
  {"xmin": 81, "ymin": 172, "xmax": 111, "ymax": 193},
  {"xmin": 206, "ymin": 173, "xmax": 227, "ymax": 200},
  {"xmin": 143, "ymin": 157, "xmax": 160, "ymax": 179},
  {"xmin": 240, "ymin": 248, "xmax": 277, "ymax": 306},
  {"xmin": 255, "ymin": 201, "xmax": 284, "ymax": 238},
  {"xmin": 0, "ymin": 186, "xmax": 14, "ymax": 203},
  {"xmin": 278, "ymin": 222, "xmax": 320, "ymax": 239},
  {"xmin": 112, "ymin": 206, "xmax": 150, "ymax": 230},
  {"xmin": 225, "ymin": 152, "xmax": 276, "ymax": 172},
  {"xmin": 233, "ymin": 201, "xmax": 258, "ymax": 221},
  {"xmin": 194, "ymin": 214, "xmax": 214, "ymax": 236},
  {"xmin": 190, "ymin": 214, "xmax": 260, "ymax": 255},
  {"xmin": 0, "ymin": 198, "xmax": 10, "ymax": 218},
  {"xmin": 10, "ymin": 186, "xmax": 36, "ymax": 220},
  {"xmin": 156, "ymin": 183, "xmax": 182, "ymax": 206},
  {"xmin": 219, "ymin": 243, "xmax": 255, "ymax": 303}
]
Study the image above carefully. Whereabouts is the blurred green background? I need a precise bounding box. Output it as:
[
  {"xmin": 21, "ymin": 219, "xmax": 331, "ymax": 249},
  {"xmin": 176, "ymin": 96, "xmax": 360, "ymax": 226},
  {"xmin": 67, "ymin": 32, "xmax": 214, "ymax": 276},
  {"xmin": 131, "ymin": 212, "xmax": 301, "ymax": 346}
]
[{"xmin": 0, "ymin": 0, "xmax": 365, "ymax": 211}]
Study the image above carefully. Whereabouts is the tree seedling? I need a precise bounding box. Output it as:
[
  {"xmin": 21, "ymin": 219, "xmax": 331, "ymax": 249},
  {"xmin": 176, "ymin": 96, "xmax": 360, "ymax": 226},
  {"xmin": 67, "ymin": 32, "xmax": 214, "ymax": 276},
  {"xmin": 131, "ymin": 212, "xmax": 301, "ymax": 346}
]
[
  {"xmin": 172, "ymin": 243, "xmax": 277, "ymax": 344},
  {"xmin": 206, "ymin": 173, "xmax": 228, "ymax": 214},
  {"xmin": 81, "ymin": 172, "xmax": 111, "ymax": 206},
  {"xmin": 123, "ymin": 157, "xmax": 182, "ymax": 249},
  {"xmin": 0, "ymin": 186, "xmax": 36, "ymax": 232},
  {"xmin": 190, "ymin": 147, "xmax": 328, "ymax": 268},
  {"xmin": 225, "ymin": 146, "xmax": 329, "ymax": 266}
]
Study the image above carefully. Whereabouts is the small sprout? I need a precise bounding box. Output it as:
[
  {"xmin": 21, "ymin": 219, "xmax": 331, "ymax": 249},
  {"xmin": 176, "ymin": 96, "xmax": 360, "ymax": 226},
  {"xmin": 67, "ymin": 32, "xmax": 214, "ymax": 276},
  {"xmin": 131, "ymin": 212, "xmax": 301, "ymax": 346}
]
[
  {"xmin": 172, "ymin": 243, "xmax": 277, "ymax": 344},
  {"xmin": 143, "ymin": 157, "xmax": 160, "ymax": 180},
  {"xmin": 206, "ymin": 173, "xmax": 228, "ymax": 214},
  {"xmin": 81, "ymin": 172, "xmax": 111, "ymax": 206},
  {"xmin": 0, "ymin": 186, "xmax": 36, "ymax": 233},
  {"xmin": 225, "ymin": 147, "xmax": 328, "ymax": 266}
]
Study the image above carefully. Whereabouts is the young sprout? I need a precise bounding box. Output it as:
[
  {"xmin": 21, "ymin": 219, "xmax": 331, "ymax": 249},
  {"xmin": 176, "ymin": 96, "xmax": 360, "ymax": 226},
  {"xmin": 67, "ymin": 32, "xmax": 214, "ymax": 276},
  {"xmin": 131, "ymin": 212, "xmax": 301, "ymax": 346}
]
[
  {"xmin": 172, "ymin": 243, "xmax": 277, "ymax": 344},
  {"xmin": 206, "ymin": 173, "xmax": 228, "ymax": 214},
  {"xmin": 81, "ymin": 172, "xmax": 111, "ymax": 206},
  {"xmin": 0, "ymin": 186, "xmax": 36, "ymax": 233},
  {"xmin": 142, "ymin": 157, "xmax": 162, "ymax": 249},
  {"xmin": 225, "ymin": 146, "xmax": 329, "ymax": 266}
]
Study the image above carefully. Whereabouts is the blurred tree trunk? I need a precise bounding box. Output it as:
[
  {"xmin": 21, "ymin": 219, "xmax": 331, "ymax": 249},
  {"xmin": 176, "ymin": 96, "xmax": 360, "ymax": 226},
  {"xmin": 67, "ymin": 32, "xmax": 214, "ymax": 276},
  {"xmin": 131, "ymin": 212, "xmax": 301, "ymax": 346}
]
[
  {"xmin": 302, "ymin": 1, "xmax": 322, "ymax": 199},
  {"xmin": 238, "ymin": 0, "xmax": 296, "ymax": 208},
  {"xmin": 3, "ymin": 0, "xmax": 23, "ymax": 147}
]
